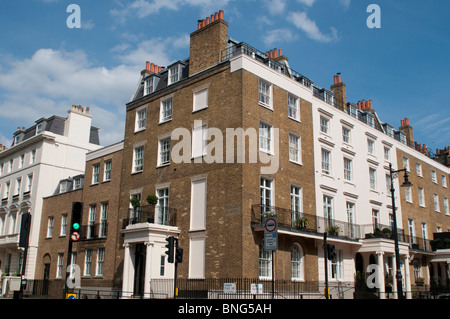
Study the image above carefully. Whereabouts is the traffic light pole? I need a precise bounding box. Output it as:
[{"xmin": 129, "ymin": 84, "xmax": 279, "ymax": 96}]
[{"xmin": 173, "ymin": 238, "xmax": 178, "ymax": 299}]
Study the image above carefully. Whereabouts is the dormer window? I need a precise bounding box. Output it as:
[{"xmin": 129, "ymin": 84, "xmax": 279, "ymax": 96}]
[
  {"xmin": 144, "ymin": 76, "xmax": 159, "ymax": 95},
  {"xmin": 36, "ymin": 123, "xmax": 43, "ymax": 134},
  {"xmin": 169, "ymin": 65, "xmax": 180, "ymax": 85}
]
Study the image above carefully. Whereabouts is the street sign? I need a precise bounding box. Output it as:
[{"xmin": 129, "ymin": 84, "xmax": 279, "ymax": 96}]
[
  {"xmin": 264, "ymin": 217, "xmax": 278, "ymax": 250},
  {"xmin": 70, "ymin": 232, "xmax": 80, "ymax": 242},
  {"xmin": 224, "ymin": 283, "xmax": 236, "ymax": 294},
  {"xmin": 66, "ymin": 293, "xmax": 77, "ymax": 299}
]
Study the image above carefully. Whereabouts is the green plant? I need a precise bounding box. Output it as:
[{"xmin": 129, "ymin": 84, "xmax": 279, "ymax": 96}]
[
  {"xmin": 146, "ymin": 194, "xmax": 158, "ymax": 205},
  {"xmin": 294, "ymin": 217, "xmax": 309, "ymax": 229},
  {"xmin": 129, "ymin": 197, "xmax": 141, "ymax": 208},
  {"xmin": 327, "ymin": 224, "xmax": 340, "ymax": 236}
]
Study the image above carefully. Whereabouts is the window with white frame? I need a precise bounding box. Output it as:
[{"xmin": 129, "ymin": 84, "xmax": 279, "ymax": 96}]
[
  {"xmin": 135, "ymin": 108, "xmax": 147, "ymax": 131},
  {"xmin": 258, "ymin": 79, "xmax": 271, "ymax": 108},
  {"xmin": 193, "ymin": 88, "xmax": 208, "ymax": 112},
  {"xmin": 444, "ymin": 197, "xmax": 449, "ymax": 215},
  {"xmin": 169, "ymin": 65, "xmax": 180, "ymax": 85},
  {"xmin": 30, "ymin": 149, "xmax": 36, "ymax": 164},
  {"xmin": 259, "ymin": 240, "xmax": 272, "ymax": 278},
  {"xmin": 418, "ymin": 187, "xmax": 425, "ymax": 207},
  {"xmin": 260, "ymin": 177, "xmax": 273, "ymax": 212},
  {"xmin": 431, "ymin": 170, "xmax": 437, "ymax": 183},
  {"xmin": 104, "ymin": 160, "xmax": 112, "ymax": 182},
  {"xmin": 133, "ymin": 146, "xmax": 144, "ymax": 172},
  {"xmin": 57, "ymin": 253, "xmax": 64, "ymax": 278},
  {"xmin": 99, "ymin": 202, "xmax": 108, "ymax": 238},
  {"xmin": 434, "ymin": 193, "xmax": 440, "ymax": 212},
  {"xmin": 291, "ymin": 244, "xmax": 304, "ymax": 281},
  {"xmin": 421, "ymin": 223, "xmax": 428, "ymax": 250},
  {"xmin": 442, "ymin": 175, "xmax": 447, "ymax": 188},
  {"xmin": 9, "ymin": 159, "xmax": 13, "ymax": 172},
  {"xmin": 74, "ymin": 177, "xmax": 81, "ymax": 190},
  {"xmin": 160, "ymin": 256, "xmax": 166, "ymax": 277},
  {"xmin": 4, "ymin": 181, "xmax": 10, "ymax": 199},
  {"xmin": 342, "ymin": 127, "xmax": 351, "ymax": 144},
  {"xmin": 288, "ymin": 134, "xmax": 300, "ymax": 163},
  {"xmin": 367, "ymin": 139, "xmax": 375, "ymax": 154},
  {"xmin": 144, "ymin": 77, "xmax": 155, "ymax": 95},
  {"xmin": 19, "ymin": 154, "xmax": 24, "ymax": 168},
  {"xmin": 158, "ymin": 137, "xmax": 171, "ymax": 166},
  {"xmin": 323, "ymin": 195, "xmax": 333, "ymax": 228},
  {"xmin": 329, "ymin": 249, "xmax": 342, "ymax": 280},
  {"xmin": 92, "ymin": 164, "xmax": 100, "ymax": 184},
  {"xmin": 88, "ymin": 204, "xmax": 96, "ymax": 239},
  {"xmin": 259, "ymin": 122, "xmax": 273, "ymax": 153},
  {"xmin": 26, "ymin": 174, "xmax": 33, "ymax": 193},
  {"xmin": 288, "ymin": 94, "xmax": 299, "ymax": 121},
  {"xmin": 343, "ymin": 157, "xmax": 352, "ymax": 181},
  {"xmin": 290, "ymin": 185, "xmax": 302, "ymax": 222},
  {"xmin": 405, "ymin": 186, "xmax": 412, "ymax": 203},
  {"xmin": 408, "ymin": 219, "xmax": 415, "ymax": 245},
  {"xmin": 160, "ymin": 97, "xmax": 173, "ymax": 122},
  {"xmin": 416, "ymin": 163, "xmax": 422, "ymax": 177},
  {"xmin": 47, "ymin": 216, "xmax": 54, "ymax": 238},
  {"xmin": 320, "ymin": 116, "xmax": 329, "ymax": 134},
  {"xmin": 15, "ymin": 177, "xmax": 21, "ymax": 196},
  {"xmin": 372, "ymin": 209, "xmax": 379, "ymax": 230},
  {"xmin": 384, "ymin": 147, "xmax": 390, "ymax": 161},
  {"xmin": 96, "ymin": 248, "xmax": 105, "ymax": 276},
  {"xmin": 157, "ymin": 188, "xmax": 169, "ymax": 225},
  {"xmin": 402, "ymin": 156, "xmax": 409, "ymax": 171},
  {"xmin": 369, "ymin": 167, "xmax": 377, "ymax": 191},
  {"xmin": 84, "ymin": 249, "xmax": 92, "ymax": 276},
  {"xmin": 321, "ymin": 149, "xmax": 331, "ymax": 175},
  {"xmin": 346, "ymin": 202, "xmax": 355, "ymax": 239},
  {"xmin": 60, "ymin": 214, "xmax": 68, "ymax": 236}
]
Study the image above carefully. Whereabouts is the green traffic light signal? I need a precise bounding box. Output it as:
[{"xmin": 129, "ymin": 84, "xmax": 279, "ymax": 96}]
[{"xmin": 73, "ymin": 222, "xmax": 80, "ymax": 230}]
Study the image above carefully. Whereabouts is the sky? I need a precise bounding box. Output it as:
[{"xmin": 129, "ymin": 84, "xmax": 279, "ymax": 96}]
[{"xmin": 0, "ymin": 0, "xmax": 449, "ymax": 153}]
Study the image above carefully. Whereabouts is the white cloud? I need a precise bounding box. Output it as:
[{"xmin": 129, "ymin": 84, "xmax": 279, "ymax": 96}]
[
  {"xmin": 297, "ymin": 0, "xmax": 316, "ymax": 7},
  {"xmin": 263, "ymin": 28, "xmax": 298, "ymax": 46},
  {"xmin": 0, "ymin": 48, "xmax": 139, "ymax": 146},
  {"xmin": 287, "ymin": 11, "xmax": 338, "ymax": 43},
  {"xmin": 263, "ymin": 0, "xmax": 286, "ymax": 15}
]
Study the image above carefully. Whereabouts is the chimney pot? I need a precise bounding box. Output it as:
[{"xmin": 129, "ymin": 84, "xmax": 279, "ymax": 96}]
[
  {"xmin": 215, "ymin": 12, "xmax": 219, "ymax": 20},
  {"xmin": 206, "ymin": 17, "xmax": 210, "ymax": 25},
  {"xmin": 198, "ymin": 20, "xmax": 202, "ymax": 29},
  {"xmin": 337, "ymin": 73, "xmax": 341, "ymax": 83},
  {"xmin": 219, "ymin": 10, "xmax": 224, "ymax": 20},
  {"xmin": 278, "ymin": 48, "xmax": 283, "ymax": 57},
  {"xmin": 202, "ymin": 19, "xmax": 206, "ymax": 27},
  {"xmin": 333, "ymin": 75, "xmax": 338, "ymax": 85},
  {"xmin": 146, "ymin": 61, "xmax": 150, "ymax": 70}
]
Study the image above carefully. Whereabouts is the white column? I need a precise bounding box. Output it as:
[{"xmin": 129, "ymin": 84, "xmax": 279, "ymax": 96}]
[
  {"xmin": 403, "ymin": 255, "xmax": 412, "ymax": 299},
  {"xmin": 121, "ymin": 243, "xmax": 132, "ymax": 298},
  {"xmin": 432, "ymin": 262, "xmax": 439, "ymax": 285},
  {"xmin": 144, "ymin": 242, "xmax": 153, "ymax": 298},
  {"xmin": 377, "ymin": 252, "xmax": 385, "ymax": 299}
]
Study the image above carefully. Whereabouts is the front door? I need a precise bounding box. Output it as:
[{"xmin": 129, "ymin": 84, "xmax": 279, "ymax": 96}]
[{"xmin": 133, "ymin": 244, "xmax": 146, "ymax": 297}]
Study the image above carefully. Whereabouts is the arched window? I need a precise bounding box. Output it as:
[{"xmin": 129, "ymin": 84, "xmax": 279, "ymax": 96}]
[
  {"xmin": 291, "ymin": 243, "xmax": 304, "ymax": 280},
  {"xmin": 259, "ymin": 240, "xmax": 272, "ymax": 278}
]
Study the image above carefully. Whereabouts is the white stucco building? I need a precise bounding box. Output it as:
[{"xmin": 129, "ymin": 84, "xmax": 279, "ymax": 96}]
[{"xmin": 0, "ymin": 105, "xmax": 101, "ymax": 284}]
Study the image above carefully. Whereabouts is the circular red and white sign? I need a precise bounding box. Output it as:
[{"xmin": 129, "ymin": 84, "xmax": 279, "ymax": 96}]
[
  {"xmin": 71, "ymin": 232, "xmax": 80, "ymax": 241},
  {"xmin": 264, "ymin": 218, "xmax": 277, "ymax": 233}
]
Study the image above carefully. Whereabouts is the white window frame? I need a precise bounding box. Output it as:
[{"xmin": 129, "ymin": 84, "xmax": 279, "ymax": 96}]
[
  {"xmin": 321, "ymin": 148, "xmax": 331, "ymax": 175},
  {"xmin": 135, "ymin": 107, "xmax": 147, "ymax": 132},
  {"xmin": 192, "ymin": 124, "xmax": 208, "ymax": 158},
  {"xmin": 84, "ymin": 249, "xmax": 92, "ymax": 276},
  {"xmin": 291, "ymin": 243, "xmax": 304, "ymax": 281},
  {"xmin": 367, "ymin": 139, "xmax": 375, "ymax": 155},
  {"xmin": 158, "ymin": 137, "xmax": 171, "ymax": 166},
  {"xmin": 416, "ymin": 163, "xmax": 422, "ymax": 177},
  {"xmin": 434, "ymin": 193, "xmax": 440, "ymax": 212},
  {"xmin": 431, "ymin": 170, "xmax": 437, "ymax": 183},
  {"xmin": 99, "ymin": 202, "xmax": 108, "ymax": 238},
  {"xmin": 260, "ymin": 177, "xmax": 274, "ymax": 212},
  {"xmin": 104, "ymin": 160, "xmax": 112, "ymax": 182},
  {"xmin": 288, "ymin": 134, "xmax": 301, "ymax": 164},
  {"xmin": 258, "ymin": 79, "xmax": 272, "ymax": 108},
  {"xmin": 60, "ymin": 214, "xmax": 68, "ymax": 236},
  {"xmin": 96, "ymin": 247, "xmax": 105, "ymax": 276},
  {"xmin": 156, "ymin": 188, "xmax": 169, "ymax": 225},
  {"xmin": 169, "ymin": 65, "xmax": 179, "ymax": 85},
  {"xmin": 405, "ymin": 186, "xmax": 412, "ymax": 203},
  {"xmin": 193, "ymin": 88, "xmax": 208, "ymax": 112},
  {"xmin": 343, "ymin": 157, "xmax": 353, "ymax": 182},
  {"xmin": 144, "ymin": 77, "xmax": 155, "ymax": 95},
  {"xmin": 259, "ymin": 122, "xmax": 273, "ymax": 154},
  {"xmin": 92, "ymin": 163, "xmax": 100, "ymax": 184},
  {"xmin": 288, "ymin": 94, "xmax": 300, "ymax": 121},
  {"xmin": 133, "ymin": 146, "xmax": 144, "ymax": 173},
  {"xmin": 160, "ymin": 97, "xmax": 173, "ymax": 122},
  {"xmin": 418, "ymin": 187, "xmax": 425, "ymax": 207},
  {"xmin": 88, "ymin": 204, "xmax": 97, "ymax": 239},
  {"xmin": 342, "ymin": 126, "xmax": 351, "ymax": 144},
  {"xmin": 259, "ymin": 240, "xmax": 272, "ymax": 279},
  {"xmin": 320, "ymin": 116, "xmax": 329, "ymax": 134},
  {"xmin": 369, "ymin": 167, "xmax": 377, "ymax": 191},
  {"xmin": 47, "ymin": 216, "xmax": 54, "ymax": 238},
  {"xmin": 442, "ymin": 175, "xmax": 447, "ymax": 188},
  {"xmin": 444, "ymin": 197, "xmax": 449, "ymax": 216}
]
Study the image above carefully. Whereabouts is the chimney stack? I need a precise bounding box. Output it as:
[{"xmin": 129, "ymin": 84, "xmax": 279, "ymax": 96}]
[
  {"xmin": 399, "ymin": 117, "xmax": 414, "ymax": 146},
  {"xmin": 190, "ymin": 10, "xmax": 228, "ymax": 76},
  {"xmin": 330, "ymin": 73, "xmax": 346, "ymax": 111}
]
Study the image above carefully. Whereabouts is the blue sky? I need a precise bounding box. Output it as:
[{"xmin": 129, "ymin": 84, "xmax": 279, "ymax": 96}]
[{"xmin": 0, "ymin": 0, "xmax": 449, "ymax": 153}]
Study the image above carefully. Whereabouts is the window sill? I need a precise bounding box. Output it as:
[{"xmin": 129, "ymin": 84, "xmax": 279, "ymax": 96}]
[
  {"xmin": 258, "ymin": 102, "xmax": 273, "ymax": 111},
  {"xmin": 159, "ymin": 119, "xmax": 172, "ymax": 125},
  {"xmin": 134, "ymin": 127, "xmax": 146, "ymax": 134},
  {"xmin": 157, "ymin": 163, "xmax": 170, "ymax": 168}
]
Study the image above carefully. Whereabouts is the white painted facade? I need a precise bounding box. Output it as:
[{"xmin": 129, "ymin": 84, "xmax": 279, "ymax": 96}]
[{"xmin": 0, "ymin": 106, "xmax": 100, "ymax": 282}]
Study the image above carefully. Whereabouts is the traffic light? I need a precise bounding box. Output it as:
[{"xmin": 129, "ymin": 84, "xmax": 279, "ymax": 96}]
[
  {"xmin": 175, "ymin": 247, "xmax": 183, "ymax": 264},
  {"xmin": 327, "ymin": 244, "xmax": 336, "ymax": 260},
  {"xmin": 70, "ymin": 202, "xmax": 83, "ymax": 241},
  {"xmin": 165, "ymin": 236, "xmax": 175, "ymax": 263}
]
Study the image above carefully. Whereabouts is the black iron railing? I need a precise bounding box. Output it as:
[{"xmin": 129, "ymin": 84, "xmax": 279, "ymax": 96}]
[{"xmin": 123, "ymin": 205, "xmax": 177, "ymax": 228}]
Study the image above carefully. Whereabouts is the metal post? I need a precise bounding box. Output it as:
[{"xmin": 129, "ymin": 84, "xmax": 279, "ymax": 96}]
[
  {"xmin": 174, "ymin": 238, "xmax": 178, "ymax": 299},
  {"xmin": 271, "ymin": 250, "xmax": 275, "ymax": 299},
  {"xmin": 324, "ymin": 232, "xmax": 329, "ymax": 299},
  {"xmin": 389, "ymin": 163, "xmax": 405, "ymax": 299}
]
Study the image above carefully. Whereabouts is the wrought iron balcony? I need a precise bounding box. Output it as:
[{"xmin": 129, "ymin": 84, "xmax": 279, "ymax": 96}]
[{"xmin": 123, "ymin": 205, "xmax": 177, "ymax": 228}]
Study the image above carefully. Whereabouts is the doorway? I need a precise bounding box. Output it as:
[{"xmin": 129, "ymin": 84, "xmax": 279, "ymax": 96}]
[{"xmin": 133, "ymin": 244, "xmax": 146, "ymax": 297}]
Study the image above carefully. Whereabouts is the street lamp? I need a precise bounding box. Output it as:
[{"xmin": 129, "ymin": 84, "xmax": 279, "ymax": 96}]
[{"xmin": 389, "ymin": 163, "xmax": 412, "ymax": 299}]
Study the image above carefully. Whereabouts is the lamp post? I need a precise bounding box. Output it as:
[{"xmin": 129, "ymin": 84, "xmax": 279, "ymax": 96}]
[{"xmin": 389, "ymin": 163, "xmax": 412, "ymax": 299}]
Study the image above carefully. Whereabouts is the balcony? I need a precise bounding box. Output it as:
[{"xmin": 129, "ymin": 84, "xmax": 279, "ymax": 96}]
[
  {"xmin": 123, "ymin": 205, "xmax": 177, "ymax": 228},
  {"xmin": 251, "ymin": 204, "xmax": 359, "ymax": 240}
]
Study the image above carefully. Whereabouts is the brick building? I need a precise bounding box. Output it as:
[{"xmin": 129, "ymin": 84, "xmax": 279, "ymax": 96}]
[{"xmin": 35, "ymin": 141, "xmax": 123, "ymax": 297}]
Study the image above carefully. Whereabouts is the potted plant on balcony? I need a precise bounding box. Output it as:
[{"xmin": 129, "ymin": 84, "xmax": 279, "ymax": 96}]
[
  {"xmin": 294, "ymin": 217, "xmax": 309, "ymax": 230},
  {"xmin": 129, "ymin": 197, "xmax": 141, "ymax": 224},
  {"xmin": 327, "ymin": 224, "xmax": 340, "ymax": 236},
  {"xmin": 146, "ymin": 194, "xmax": 158, "ymax": 206}
]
